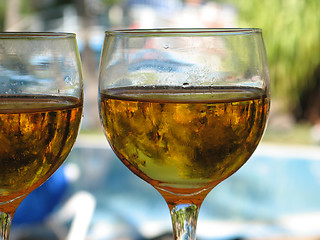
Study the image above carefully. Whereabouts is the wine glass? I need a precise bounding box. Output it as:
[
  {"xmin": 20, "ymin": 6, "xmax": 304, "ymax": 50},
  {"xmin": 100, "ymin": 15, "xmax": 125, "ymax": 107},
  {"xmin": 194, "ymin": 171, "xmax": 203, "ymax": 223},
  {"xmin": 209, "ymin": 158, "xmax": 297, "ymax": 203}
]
[
  {"xmin": 0, "ymin": 32, "xmax": 83, "ymax": 239},
  {"xmin": 98, "ymin": 28, "xmax": 270, "ymax": 240}
]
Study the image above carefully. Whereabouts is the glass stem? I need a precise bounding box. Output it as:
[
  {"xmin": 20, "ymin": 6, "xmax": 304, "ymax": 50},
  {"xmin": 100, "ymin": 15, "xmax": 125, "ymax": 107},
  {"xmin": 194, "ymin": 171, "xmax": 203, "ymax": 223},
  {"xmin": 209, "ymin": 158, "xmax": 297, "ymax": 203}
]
[
  {"xmin": 0, "ymin": 196, "xmax": 25, "ymax": 240},
  {"xmin": 170, "ymin": 203, "xmax": 200, "ymax": 240},
  {"xmin": 0, "ymin": 212, "xmax": 11, "ymax": 240}
]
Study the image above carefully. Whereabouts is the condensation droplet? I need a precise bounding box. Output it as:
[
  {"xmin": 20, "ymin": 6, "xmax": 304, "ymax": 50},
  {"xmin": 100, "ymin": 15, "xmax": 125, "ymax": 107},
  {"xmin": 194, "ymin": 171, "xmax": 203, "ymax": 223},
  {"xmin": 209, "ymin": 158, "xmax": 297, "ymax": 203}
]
[
  {"xmin": 182, "ymin": 82, "xmax": 189, "ymax": 88},
  {"xmin": 64, "ymin": 76, "xmax": 73, "ymax": 85}
]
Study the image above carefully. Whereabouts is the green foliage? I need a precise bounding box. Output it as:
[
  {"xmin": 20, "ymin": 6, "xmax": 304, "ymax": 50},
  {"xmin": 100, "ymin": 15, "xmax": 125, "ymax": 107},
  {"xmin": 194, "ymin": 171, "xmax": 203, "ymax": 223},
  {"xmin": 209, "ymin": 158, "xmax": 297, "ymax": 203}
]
[
  {"xmin": 0, "ymin": 0, "xmax": 38, "ymax": 31},
  {"xmin": 101, "ymin": 0, "xmax": 125, "ymax": 6},
  {"xmin": 0, "ymin": 1, "xmax": 7, "ymax": 31},
  {"xmin": 221, "ymin": 0, "xmax": 320, "ymax": 112}
]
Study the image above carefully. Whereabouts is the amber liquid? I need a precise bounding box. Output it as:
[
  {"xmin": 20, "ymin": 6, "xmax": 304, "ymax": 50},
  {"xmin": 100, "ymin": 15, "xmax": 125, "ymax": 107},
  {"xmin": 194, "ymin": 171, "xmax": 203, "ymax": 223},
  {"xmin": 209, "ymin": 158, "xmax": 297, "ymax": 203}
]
[
  {"xmin": 99, "ymin": 86, "xmax": 269, "ymax": 204},
  {"xmin": 0, "ymin": 96, "xmax": 82, "ymax": 207}
]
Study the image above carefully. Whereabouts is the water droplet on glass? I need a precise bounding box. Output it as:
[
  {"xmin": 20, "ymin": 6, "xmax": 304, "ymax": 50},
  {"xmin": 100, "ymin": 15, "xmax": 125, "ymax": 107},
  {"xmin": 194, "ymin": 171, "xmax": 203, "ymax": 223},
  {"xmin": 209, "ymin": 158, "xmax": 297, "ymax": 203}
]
[
  {"xmin": 64, "ymin": 76, "xmax": 73, "ymax": 85},
  {"xmin": 182, "ymin": 82, "xmax": 189, "ymax": 88},
  {"xmin": 163, "ymin": 44, "xmax": 169, "ymax": 49}
]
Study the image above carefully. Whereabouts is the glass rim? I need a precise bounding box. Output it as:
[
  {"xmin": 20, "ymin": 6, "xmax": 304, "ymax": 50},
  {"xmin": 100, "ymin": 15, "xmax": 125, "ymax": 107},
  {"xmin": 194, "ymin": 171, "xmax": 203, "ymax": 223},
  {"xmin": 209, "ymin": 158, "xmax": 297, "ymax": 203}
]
[
  {"xmin": 105, "ymin": 28, "xmax": 262, "ymax": 37},
  {"xmin": 0, "ymin": 32, "xmax": 76, "ymax": 39}
]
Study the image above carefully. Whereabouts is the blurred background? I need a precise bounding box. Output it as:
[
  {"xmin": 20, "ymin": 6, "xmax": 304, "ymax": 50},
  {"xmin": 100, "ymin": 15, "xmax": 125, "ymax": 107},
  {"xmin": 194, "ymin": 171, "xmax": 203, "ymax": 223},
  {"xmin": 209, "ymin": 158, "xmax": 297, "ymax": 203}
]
[{"xmin": 1, "ymin": 0, "xmax": 320, "ymax": 239}]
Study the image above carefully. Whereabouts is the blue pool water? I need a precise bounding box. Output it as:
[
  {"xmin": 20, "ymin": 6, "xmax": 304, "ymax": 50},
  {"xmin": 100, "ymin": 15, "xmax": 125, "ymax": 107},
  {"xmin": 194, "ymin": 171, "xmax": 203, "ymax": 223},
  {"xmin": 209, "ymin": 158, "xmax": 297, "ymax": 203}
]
[{"xmin": 12, "ymin": 139, "xmax": 320, "ymax": 239}]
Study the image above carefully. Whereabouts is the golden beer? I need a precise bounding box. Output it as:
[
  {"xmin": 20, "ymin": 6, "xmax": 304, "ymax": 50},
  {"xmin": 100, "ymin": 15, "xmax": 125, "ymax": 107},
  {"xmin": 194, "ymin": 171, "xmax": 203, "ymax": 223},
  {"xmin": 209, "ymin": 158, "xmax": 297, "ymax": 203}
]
[
  {"xmin": 100, "ymin": 86, "xmax": 269, "ymax": 199},
  {"xmin": 0, "ymin": 96, "xmax": 82, "ymax": 203}
]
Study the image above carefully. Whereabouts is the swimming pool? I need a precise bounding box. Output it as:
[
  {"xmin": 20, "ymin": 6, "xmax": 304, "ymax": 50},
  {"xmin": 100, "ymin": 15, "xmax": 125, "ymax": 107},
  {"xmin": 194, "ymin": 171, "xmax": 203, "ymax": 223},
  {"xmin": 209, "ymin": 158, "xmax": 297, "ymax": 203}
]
[{"xmin": 12, "ymin": 138, "xmax": 320, "ymax": 240}]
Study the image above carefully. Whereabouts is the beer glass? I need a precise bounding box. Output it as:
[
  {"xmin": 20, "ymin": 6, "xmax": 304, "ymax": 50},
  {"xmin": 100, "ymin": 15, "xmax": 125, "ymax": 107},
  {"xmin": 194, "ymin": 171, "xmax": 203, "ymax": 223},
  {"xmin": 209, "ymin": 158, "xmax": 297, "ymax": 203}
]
[
  {"xmin": 0, "ymin": 32, "xmax": 83, "ymax": 239},
  {"xmin": 99, "ymin": 28, "xmax": 270, "ymax": 240}
]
